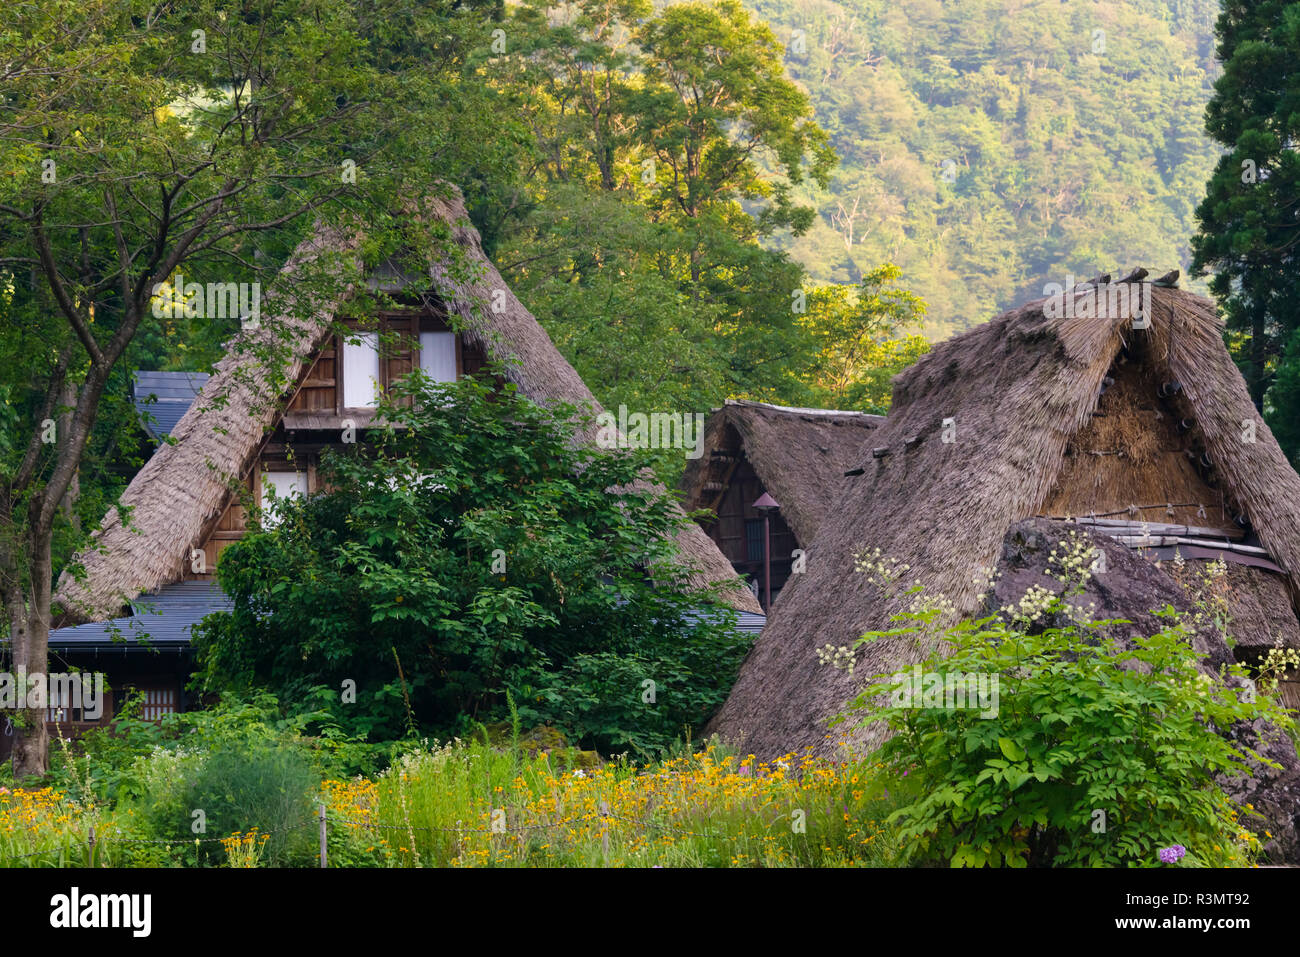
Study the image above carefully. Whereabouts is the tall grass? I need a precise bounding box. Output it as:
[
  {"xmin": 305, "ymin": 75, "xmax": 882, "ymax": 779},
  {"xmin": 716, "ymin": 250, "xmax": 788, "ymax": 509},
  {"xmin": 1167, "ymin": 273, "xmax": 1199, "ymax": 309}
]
[
  {"xmin": 0, "ymin": 785, "xmax": 129, "ymax": 867},
  {"xmin": 5, "ymin": 727, "xmax": 903, "ymax": 868},
  {"xmin": 322, "ymin": 737, "xmax": 903, "ymax": 867}
]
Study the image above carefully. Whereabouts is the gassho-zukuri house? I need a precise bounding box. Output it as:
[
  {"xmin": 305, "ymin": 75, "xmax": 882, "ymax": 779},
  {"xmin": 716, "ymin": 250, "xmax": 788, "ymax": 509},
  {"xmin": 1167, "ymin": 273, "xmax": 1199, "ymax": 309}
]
[
  {"xmin": 710, "ymin": 270, "xmax": 1300, "ymax": 762},
  {"xmin": 25, "ymin": 189, "xmax": 761, "ymax": 744},
  {"xmin": 678, "ymin": 400, "xmax": 881, "ymax": 611}
]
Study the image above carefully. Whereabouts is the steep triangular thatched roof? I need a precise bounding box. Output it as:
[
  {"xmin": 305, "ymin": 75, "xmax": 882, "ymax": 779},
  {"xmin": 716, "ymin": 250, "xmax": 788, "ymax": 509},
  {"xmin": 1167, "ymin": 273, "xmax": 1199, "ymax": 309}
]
[
  {"xmin": 709, "ymin": 279, "xmax": 1300, "ymax": 758},
  {"xmin": 679, "ymin": 400, "xmax": 882, "ymax": 547},
  {"xmin": 56, "ymin": 187, "xmax": 760, "ymax": 623}
]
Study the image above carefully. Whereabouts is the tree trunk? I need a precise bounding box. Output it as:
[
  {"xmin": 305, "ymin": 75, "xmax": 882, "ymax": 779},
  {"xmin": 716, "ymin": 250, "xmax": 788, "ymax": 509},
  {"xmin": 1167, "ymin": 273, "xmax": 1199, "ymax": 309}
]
[
  {"xmin": 10, "ymin": 531, "xmax": 54, "ymax": 777},
  {"xmin": 57, "ymin": 379, "xmax": 80, "ymax": 531}
]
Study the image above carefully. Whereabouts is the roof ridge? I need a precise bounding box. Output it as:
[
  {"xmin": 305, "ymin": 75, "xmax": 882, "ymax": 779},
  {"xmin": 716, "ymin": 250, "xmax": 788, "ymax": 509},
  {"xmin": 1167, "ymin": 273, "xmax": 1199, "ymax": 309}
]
[{"xmin": 723, "ymin": 398, "xmax": 879, "ymax": 419}]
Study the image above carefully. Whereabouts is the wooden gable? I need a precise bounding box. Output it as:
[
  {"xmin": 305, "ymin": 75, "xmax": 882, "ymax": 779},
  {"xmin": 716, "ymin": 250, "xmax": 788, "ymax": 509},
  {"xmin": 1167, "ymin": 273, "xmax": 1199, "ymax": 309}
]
[{"xmin": 189, "ymin": 300, "xmax": 484, "ymax": 577}]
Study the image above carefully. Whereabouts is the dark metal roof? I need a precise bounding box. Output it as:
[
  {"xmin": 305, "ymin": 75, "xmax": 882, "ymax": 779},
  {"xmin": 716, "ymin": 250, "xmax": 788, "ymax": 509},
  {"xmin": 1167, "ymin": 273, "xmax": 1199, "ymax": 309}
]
[
  {"xmin": 132, "ymin": 370, "xmax": 210, "ymax": 442},
  {"xmin": 683, "ymin": 608, "xmax": 766, "ymax": 635},
  {"xmin": 46, "ymin": 580, "xmax": 231, "ymax": 652}
]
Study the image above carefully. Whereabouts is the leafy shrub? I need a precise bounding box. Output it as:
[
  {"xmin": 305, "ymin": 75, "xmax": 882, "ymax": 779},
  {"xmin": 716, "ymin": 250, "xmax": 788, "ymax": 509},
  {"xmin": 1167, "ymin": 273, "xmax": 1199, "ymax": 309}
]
[
  {"xmin": 528, "ymin": 644, "xmax": 748, "ymax": 759},
  {"xmin": 57, "ymin": 692, "xmax": 384, "ymax": 810},
  {"xmin": 840, "ymin": 549, "xmax": 1295, "ymax": 867},
  {"xmin": 194, "ymin": 375, "xmax": 752, "ymax": 757},
  {"xmin": 45, "ymin": 695, "xmax": 353, "ymax": 866}
]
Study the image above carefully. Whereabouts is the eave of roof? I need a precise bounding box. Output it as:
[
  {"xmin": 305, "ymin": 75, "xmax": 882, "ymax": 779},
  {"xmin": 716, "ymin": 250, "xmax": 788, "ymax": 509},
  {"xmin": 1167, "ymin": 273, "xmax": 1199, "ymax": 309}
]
[{"xmin": 42, "ymin": 580, "xmax": 231, "ymax": 652}]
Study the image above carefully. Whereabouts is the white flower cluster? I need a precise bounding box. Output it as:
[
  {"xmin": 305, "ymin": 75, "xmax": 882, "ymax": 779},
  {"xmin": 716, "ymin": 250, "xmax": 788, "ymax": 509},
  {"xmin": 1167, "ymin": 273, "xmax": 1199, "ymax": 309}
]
[
  {"xmin": 853, "ymin": 547, "xmax": 910, "ymax": 588},
  {"xmin": 1000, "ymin": 583, "xmax": 1058, "ymax": 626},
  {"xmin": 816, "ymin": 642, "xmax": 858, "ymax": 675},
  {"xmin": 853, "ymin": 548, "xmax": 973, "ymax": 642},
  {"xmin": 1179, "ymin": 671, "xmax": 1215, "ymax": 694},
  {"xmin": 908, "ymin": 589, "xmax": 957, "ymax": 621},
  {"xmin": 972, "ymin": 564, "xmax": 999, "ymax": 604},
  {"xmin": 1065, "ymin": 596, "xmax": 1099, "ymax": 625},
  {"xmin": 381, "ymin": 738, "xmax": 459, "ymax": 780},
  {"xmin": 1260, "ymin": 642, "xmax": 1300, "ymax": 687},
  {"xmin": 1175, "ymin": 557, "xmax": 1231, "ymax": 640},
  {"xmin": 1047, "ymin": 533, "xmax": 1099, "ymax": 589}
]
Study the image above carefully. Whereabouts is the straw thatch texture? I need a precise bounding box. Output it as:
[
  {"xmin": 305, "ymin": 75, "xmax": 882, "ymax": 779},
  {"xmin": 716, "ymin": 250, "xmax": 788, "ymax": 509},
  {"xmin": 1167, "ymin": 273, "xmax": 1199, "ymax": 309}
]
[
  {"xmin": 708, "ymin": 283, "xmax": 1300, "ymax": 759},
  {"xmin": 679, "ymin": 400, "xmax": 882, "ymax": 547},
  {"xmin": 56, "ymin": 188, "xmax": 760, "ymax": 623},
  {"xmin": 55, "ymin": 223, "xmax": 367, "ymax": 624},
  {"xmin": 1038, "ymin": 358, "xmax": 1226, "ymax": 527}
]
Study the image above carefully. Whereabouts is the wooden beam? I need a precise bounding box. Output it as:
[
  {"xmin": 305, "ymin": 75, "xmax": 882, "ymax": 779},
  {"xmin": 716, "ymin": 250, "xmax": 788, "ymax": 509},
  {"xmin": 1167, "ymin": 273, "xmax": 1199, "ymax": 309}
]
[
  {"xmin": 1072, "ymin": 516, "xmax": 1244, "ymax": 540},
  {"xmin": 703, "ymin": 457, "xmax": 742, "ymax": 515},
  {"xmin": 1112, "ymin": 534, "xmax": 1269, "ymax": 556}
]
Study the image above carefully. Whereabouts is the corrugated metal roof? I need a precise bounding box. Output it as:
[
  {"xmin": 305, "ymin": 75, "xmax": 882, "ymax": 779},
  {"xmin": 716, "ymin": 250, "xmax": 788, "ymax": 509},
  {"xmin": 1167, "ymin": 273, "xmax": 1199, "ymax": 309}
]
[
  {"xmin": 132, "ymin": 370, "xmax": 210, "ymax": 442},
  {"xmin": 683, "ymin": 608, "xmax": 766, "ymax": 634},
  {"xmin": 47, "ymin": 580, "xmax": 231, "ymax": 651}
]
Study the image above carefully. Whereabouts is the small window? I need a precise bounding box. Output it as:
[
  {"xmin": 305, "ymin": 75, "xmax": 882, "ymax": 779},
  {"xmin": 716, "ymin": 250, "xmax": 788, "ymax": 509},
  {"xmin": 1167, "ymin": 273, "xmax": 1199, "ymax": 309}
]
[
  {"xmin": 139, "ymin": 688, "xmax": 177, "ymax": 721},
  {"xmin": 745, "ymin": 519, "xmax": 765, "ymax": 563},
  {"xmin": 419, "ymin": 331, "xmax": 457, "ymax": 382},
  {"xmin": 47, "ymin": 693, "xmax": 84, "ymax": 724},
  {"xmin": 261, "ymin": 470, "xmax": 308, "ymax": 526},
  {"xmin": 342, "ymin": 331, "xmax": 381, "ymax": 408}
]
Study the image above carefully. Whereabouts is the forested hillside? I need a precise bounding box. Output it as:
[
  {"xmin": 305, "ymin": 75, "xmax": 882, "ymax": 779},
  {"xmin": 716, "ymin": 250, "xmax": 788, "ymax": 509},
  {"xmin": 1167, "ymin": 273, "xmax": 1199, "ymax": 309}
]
[
  {"xmin": 80, "ymin": 1, "xmax": 1229, "ymax": 419},
  {"xmin": 1, "ymin": 0, "xmax": 1247, "ymax": 555},
  {"xmin": 750, "ymin": 0, "xmax": 1222, "ymax": 336}
]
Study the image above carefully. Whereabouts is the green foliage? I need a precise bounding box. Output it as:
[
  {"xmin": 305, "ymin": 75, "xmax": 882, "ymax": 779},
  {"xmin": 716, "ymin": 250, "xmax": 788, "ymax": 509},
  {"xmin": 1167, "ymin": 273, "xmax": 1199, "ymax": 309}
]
[
  {"xmin": 1267, "ymin": 327, "xmax": 1300, "ymax": 463},
  {"xmin": 797, "ymin": 264, "xmax": 929, "ymax": 411},
  {"xmin": 492, "ymin": 0, "xmax": 865, "ymax": 423},
  {"xmin": 634, "ymin": 0, "xmax": 836, "ymax": 226},
  {"xmin": 1191, "ymin": 0, "xmax": 1300, "ymax": 461},
  {"xmin": 751, "ymin": 0, "xmax": 1221, "ymax": 337},
  {"xmin": 0, "ymin": 0, "xmax": 529, "ymax": 603},
  {"xmin": 843, "ymin": 592, "xmax": 1291, "ymax": 868},
  {"xmin": 194, "ymin": 375, "xmax": 752, "ymax": 758},
  {"xmin": 115, "ymin": 736, "xmax": 318, "ymax": 868},
  {"xmin": 169, "ymin": 745, "xmax": 317, "ymax": 867},
  {"xmin": 48, "ymin": 692, "xmax": 380, "ymax": 810}
]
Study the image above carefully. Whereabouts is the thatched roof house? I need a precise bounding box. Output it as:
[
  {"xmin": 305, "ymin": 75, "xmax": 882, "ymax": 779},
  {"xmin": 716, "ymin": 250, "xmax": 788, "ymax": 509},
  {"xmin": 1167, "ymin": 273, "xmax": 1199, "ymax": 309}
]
[
  {"xmin": 678, "ymin": 400, "xmax": 881, "ymax": 607},
  {"xmin": 680, "ymin": 400, "xmax": 882, "ymax": 548},
  {"xmin": 709, "ymin": 275, "xmax": 1300, "ymax": 759},
  {"xmin": 55, "ymin": 187, "xmax": 760, "ymax": 627}
]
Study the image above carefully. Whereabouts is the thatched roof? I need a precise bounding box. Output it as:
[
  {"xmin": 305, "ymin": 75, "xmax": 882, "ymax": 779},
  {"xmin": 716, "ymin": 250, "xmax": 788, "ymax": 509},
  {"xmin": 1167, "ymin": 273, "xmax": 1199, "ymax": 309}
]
[
  {"xmin": 678, "ymin": 400, "xmax": 881, "ymax": 547},
  {"xmin": 56, "ymin": 188, "xmax": 760, "ymax": 623},
  {"xmin": 708, "ymin": 279, "xmax": 1300, "ymax": 758}
]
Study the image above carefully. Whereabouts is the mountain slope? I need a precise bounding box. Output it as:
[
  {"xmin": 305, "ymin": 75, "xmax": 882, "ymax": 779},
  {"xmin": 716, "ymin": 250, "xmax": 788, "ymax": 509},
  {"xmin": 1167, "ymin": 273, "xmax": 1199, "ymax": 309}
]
[{"xmin": 750, "ymin": 0, "xmax": 1221, "ymax": 337}]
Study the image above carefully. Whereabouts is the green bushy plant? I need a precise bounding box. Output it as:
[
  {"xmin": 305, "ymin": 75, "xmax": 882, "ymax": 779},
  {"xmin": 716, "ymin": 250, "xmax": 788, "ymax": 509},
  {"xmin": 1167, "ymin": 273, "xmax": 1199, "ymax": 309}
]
[
  {"xmin": 128, "ymin": 740, "xmax": 318, "ymax": 867},
  {"xmin": 58, "ymin": 692, "xmax": 383, "ymax": 809},
  {"xmin": 177, "ymin": 743, "xmax": 318, "ymax": 866},
  {"xmin": 194, "ymin": 375, "xmax": 752, "ymax": 758},
  {"xmin": 46, "ymin": 694, "xmax": 352, "ymax": 865},
  {"xmin": 839, "ymin": 543, "xmax": 1296, "ymax": 868}
]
